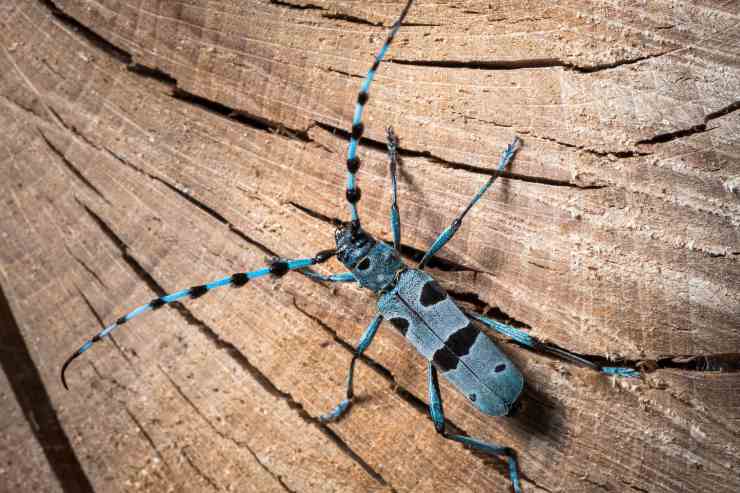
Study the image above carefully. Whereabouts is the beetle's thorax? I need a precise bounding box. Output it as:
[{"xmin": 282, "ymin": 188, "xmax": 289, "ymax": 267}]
[{"xmin": 335, "ymin": 222, "xmax": 405, "ymax": 293}]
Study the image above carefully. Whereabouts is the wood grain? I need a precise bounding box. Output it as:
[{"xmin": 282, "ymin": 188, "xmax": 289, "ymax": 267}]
[{"xmin": 1, "ymin": 1, "xmax": 738, "ymax": 492}]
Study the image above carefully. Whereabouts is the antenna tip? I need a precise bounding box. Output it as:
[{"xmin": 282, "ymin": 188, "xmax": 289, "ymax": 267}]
[{"xmin": 60, "ymin": 349, "xmax": 82, "ymax": 391}]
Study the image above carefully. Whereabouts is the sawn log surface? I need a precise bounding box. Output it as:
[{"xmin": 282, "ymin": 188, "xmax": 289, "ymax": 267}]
[{"xmin": 1, "ymin": 1, "xmax": 738, "ymax": 492}]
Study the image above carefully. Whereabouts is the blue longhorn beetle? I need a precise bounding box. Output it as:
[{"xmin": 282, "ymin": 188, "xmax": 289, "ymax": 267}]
[{"xmin": 62, "ymin": 1, "xmax": 639, "ymax": 491}]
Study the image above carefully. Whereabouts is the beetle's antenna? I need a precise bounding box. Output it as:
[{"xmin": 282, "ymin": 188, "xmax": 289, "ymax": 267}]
[
  {"xmin": 61, "ymin": 251, "xmax": 336, "ymax": 389},
  {"xmin": 345, "ymin": 0, "xmax": 414, "ymax": 224}
]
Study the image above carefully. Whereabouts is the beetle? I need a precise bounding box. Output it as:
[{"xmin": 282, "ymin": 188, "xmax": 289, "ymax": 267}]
[{"xmin": 62, "ymin": 1, "xmax": 639, "ymax": 491}]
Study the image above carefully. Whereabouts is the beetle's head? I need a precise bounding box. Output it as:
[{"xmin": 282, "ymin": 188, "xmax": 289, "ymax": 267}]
[{"xmin": 334, "ymin": 221, "xmax": 376, "ymax": 269}]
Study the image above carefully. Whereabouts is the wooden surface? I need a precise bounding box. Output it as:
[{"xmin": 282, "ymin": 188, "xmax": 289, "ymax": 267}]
[{"xmin": 1, "ymin": 0, "xmax": 739, "ymax": 492}]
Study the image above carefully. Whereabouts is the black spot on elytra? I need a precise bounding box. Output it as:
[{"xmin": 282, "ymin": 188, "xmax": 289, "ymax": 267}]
[
  {"xmin": 468, "ymin": 393, "xmax": 477, "ymax": 402},
  {"xmin": 495, "ymin": 363, "xmax": 506, "ymax": 373},
  {"xmin": 446, "ymin": 323, "xmax": 479, "ymax": 357},
  {"xmin": 432, "ymin": 347, "xmax": 459, "ymax": 372},
  {"xmin": 420, "ymin": 280, "xmax": 447, "ymax": 307},
  {"xmin": 357, "ymin": 258, "xmax": 371, "ymax": 270},
  {"xmin": 389, "ymin": 317, "xmax": 409, "ymax": 335}
]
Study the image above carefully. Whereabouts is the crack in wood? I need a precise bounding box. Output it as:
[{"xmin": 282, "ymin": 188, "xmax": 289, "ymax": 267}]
[
  {"xmin": 40, "ymin": 0, "xmax": 131, "ymax": 63},
  {"xmin": 37, "ymin": 129, "xmax": 111, "ymax": 204},
  {"xmin": 269, "ymin": 0, "xmax": 390, "ymax": 27},
  {"xmin": 391, "ymin": 48, "xmax": 679, "ymax": 74},
  {"xmin": 39, "ymin": 0, "xmax": 641, "ymax": 183},
  {"xmin": 530, "ymin": 132, "xmax": 652, "ymax": 159},
  {"xmin": 179, "ymin": 446, "xmax": 221, "ymax": 491},
  {"xmin": 313, "ymin": 122, "xmax": 612, "ymax": 188},
  {"xmin": 65, "ymin": 246, "xmax": 108, "ymax": 288},
  {"xmin": 74, "ymin": 285, "xmax": 136, "ymax": 373},
  {"xmin": 162, "ymin": 366, "xmax": 293, "ymax": 492},
  {"xmin": 269, "ymin": 0, "xmax": 323, "ymax": 12},
  {"xmin": 636, "ymin": 100, "xmax": 740, "ymax": 146},
  {"xmin": 123, "ymin": 407, "xmax": 172, "ymax": 474}
]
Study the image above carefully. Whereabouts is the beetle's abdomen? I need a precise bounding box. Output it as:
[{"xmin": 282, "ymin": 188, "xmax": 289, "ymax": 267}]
[{"xmin": 378, "ymin": 269, "xmax": 523, "ymax": 416}]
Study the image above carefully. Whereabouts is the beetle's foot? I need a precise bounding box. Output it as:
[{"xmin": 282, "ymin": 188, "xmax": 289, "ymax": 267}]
[{"xmin": 319, "ymin": 398, "xmax": 352, "ymax": 423}]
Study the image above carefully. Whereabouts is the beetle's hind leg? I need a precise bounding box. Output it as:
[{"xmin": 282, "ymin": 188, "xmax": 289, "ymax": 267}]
[
  {"xmin": 466, "ymin": 311, "xmax": 640, "ymax": 378},
  {"xmin": 319, "ymin": 314, "xmax": 383, "ymax": 423},
  {"xmin": 427, "ymin": 362, "xmax": 522, "ymax": 493}
]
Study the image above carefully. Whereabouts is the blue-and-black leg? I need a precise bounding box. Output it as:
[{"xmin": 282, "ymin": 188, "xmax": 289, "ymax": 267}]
[
  {"xmin": 319, "ymin": 314, "xmax": 383, "ymax": 423},
  {"xmin": 418, "ymin": 137, "xmax": 521, "ymax": 269},
  {"xmin": 466, "ymin": 311, "xmax": 640, "ymax": 378},
  {"xmin": 61, "ymin": 249, "xmax": 339, "ymax": 389},
  {"xmin": 300, "ymin": 268, "xmax": 357, "ymax": 283},
  {"xmin": 345, "ymin": 0, "xmax": 414, "ymax": 224},
  {"xmin": 386, "ymin": 126, "xmax": 402, "ymax": 250},
  {"xmin": 427, "ymin": 362, "xmax": 522, "ymax": 493}
]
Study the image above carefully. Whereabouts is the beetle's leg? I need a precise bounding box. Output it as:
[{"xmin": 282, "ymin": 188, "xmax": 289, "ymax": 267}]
[
  {"xmin": 300, "ymin": 268, "xmax": 357, "ymax": 283},
  {"xmin": 427, "ymin": 362, "xmax": 522, "ymax": 493},
  {"xmin": 386, "ymin": 127, "xmax": 402, "ymax": 251},
  {"xmin": 61, "ymin": 249, "xmax": 338, "ymax": 389},
  {"xmin": 466, "ymin": 311, "xmax": 640, "ymax": 378},
  {"xmin": 319, "ymin": 314, "xmax": 383, "ymax": 423},
  {"xmin": 418, "ymin": 137, "xmax": 520, "ymax": 269}
]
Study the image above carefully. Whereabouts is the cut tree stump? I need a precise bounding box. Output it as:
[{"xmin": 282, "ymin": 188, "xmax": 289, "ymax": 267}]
[{"xmin": 1, "ymin": 1, "xmax": 738, "ymax": 492}]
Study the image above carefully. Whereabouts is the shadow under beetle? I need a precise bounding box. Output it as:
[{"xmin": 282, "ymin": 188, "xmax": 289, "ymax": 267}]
[{"xmin": 62, "ymin": 1, "xmax": 639, "ymax": 491}]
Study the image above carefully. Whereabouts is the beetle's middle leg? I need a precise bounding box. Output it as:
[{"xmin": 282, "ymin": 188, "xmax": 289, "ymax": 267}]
[
  {"xmin": 319, "ymin": 314, "xmax": 383, "ymax": 422},
  {"xmin": 427, "ymin": 362, "xmax": 522, "ymax": 493},
  {"xmin": 418, "ymin": 137, "xmax": 520, "ymax": 269}
]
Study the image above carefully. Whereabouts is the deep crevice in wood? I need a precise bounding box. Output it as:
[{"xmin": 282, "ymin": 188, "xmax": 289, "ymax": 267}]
[
  {"xmin": 531, "ymin": 132, "xmax": 652, "ymax": 158},
  {"xmin": 77, "ymin": 201, "xmax": 391, "ymax": 490},
  {"xmin": 391, "ymin": 48, "xmax": 677, "ymax": 74},
  {"xmin": 43, "ymin": 0, "xmax": 630, "ymax": 183},
  {"xmin": 126, "ymin": 63, "xmax": 177, "ymax": 86},
  {"xmin": 269, "ymin": 0, "xmax": 323, "ymax": 12},
  {"xmin": 636, "ymin": 100, "xmax": 740, "ymax": 146},
  {"xmin": 314, "ymin": 122, "xmax": 611, "ymax": 188},
  {"xmin": 40, "ymin": 0, "xmax": 131, "ymax": 64},
  {"xmin": 322, "ymin": 12, "xmax": 382, "ymax": 27}
]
